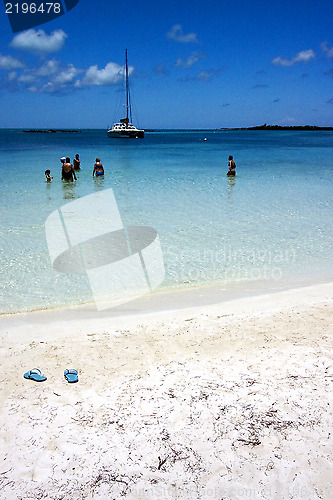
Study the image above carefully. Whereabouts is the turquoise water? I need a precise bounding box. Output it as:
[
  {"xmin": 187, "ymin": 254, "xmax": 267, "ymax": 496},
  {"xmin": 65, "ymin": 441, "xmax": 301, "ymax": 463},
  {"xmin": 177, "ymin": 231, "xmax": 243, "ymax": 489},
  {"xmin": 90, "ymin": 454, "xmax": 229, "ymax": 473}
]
[{"xmin": 1, "ymin": 129, "xmax": 332, "ymax": 314}]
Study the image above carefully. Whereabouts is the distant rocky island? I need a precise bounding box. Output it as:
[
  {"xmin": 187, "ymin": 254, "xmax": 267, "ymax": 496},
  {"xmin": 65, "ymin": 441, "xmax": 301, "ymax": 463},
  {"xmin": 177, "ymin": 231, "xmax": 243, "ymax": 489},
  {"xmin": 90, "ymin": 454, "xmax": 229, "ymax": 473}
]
[
  {"xmin": 221, "ymin": 124, "xmax": 333, "ymax": 131},
  {"xmin": 23, "ymin": 129, "xmax": 80, "ymax": 133}
]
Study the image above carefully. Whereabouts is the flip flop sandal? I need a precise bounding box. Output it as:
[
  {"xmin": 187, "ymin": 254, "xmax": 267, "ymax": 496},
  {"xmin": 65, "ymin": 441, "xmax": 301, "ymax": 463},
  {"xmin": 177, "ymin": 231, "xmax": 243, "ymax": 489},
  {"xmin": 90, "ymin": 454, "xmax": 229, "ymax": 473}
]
[
  {"xmin": 64, "ymin": 369, "xmax": 78, "ymax": 383},
  {"xmin": 23, "ymin": 368, "xmax": 47, "ymax": 382}
]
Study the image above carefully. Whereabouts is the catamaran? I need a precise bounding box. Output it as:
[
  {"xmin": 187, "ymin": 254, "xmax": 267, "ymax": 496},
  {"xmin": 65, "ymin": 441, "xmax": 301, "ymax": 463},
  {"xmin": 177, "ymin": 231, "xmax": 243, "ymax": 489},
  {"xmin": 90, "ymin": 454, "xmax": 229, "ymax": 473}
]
[{"xmin": 107, "ymin": 50, "xmax": 144, "ymax": 139}]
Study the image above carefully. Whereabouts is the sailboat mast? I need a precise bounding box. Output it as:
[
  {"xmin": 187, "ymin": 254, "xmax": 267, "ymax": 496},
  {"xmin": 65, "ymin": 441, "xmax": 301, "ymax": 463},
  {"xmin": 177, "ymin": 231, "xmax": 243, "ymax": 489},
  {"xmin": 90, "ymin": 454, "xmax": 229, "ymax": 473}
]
[
  {"xmin": 125, "ymin": 49, "xmax": 129, "ymax": 123},
  {"xmin": 125, "ymin": 49, "xmax": 133, "ymax": 123}
]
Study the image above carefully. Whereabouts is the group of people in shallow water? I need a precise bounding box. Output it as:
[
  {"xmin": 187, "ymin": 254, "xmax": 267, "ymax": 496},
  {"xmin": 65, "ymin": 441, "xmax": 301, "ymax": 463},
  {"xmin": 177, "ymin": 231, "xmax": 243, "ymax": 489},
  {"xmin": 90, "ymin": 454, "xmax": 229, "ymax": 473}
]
[
  {"xmin": 44, "ymin": 154, "xmax": 104, "ymax": 182},
  {"xmin": 45, "ymin": 153, "xmax": 236, "ymax": 182}
]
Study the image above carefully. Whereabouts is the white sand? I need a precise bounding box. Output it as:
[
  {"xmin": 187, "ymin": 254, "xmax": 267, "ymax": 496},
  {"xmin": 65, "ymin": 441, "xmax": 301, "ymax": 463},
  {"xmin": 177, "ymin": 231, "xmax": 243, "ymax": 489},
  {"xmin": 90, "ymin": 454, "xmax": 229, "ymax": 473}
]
[{"xmin": 0, "ymin": 283, "xmax": 332, "ymax": 499}]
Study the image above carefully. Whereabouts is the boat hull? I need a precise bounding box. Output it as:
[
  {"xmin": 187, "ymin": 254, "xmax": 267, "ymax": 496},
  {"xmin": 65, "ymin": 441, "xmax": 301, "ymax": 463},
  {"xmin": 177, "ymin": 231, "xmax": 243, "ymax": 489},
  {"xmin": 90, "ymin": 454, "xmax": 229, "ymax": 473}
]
[{"xmin": 107, "ymin": 129, "xmax": 144, "ymax": 139}]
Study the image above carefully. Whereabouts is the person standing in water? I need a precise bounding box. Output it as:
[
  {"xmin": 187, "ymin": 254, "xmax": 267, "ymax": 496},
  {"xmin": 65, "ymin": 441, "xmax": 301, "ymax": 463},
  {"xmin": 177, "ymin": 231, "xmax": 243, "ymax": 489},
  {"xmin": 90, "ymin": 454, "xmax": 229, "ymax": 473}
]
[
  {"xmin": 45, "ymin": 169, "xmax": 53, "ymax": 182},
  {"xmin": 227, "ymin": 155, "xmax": 236, "ymax": 176},
  {"xmin": 93, "ymin": 158, "xmax": 104, "ymax": 176},
  {"xmin": 62, "ymin": 157, "xmax": 77, "ymax": 181},
  {"xmin": 73, "ymin": 154, "xmax": 81, "ymax": 170}
]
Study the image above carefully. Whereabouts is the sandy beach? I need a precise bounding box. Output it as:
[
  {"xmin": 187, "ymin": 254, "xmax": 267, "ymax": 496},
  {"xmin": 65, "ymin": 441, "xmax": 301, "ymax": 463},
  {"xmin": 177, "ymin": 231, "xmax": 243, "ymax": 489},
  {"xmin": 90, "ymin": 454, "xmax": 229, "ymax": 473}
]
[{"xmin": 0, "ymin": 282, "xmax": 332, "ymax": 499}]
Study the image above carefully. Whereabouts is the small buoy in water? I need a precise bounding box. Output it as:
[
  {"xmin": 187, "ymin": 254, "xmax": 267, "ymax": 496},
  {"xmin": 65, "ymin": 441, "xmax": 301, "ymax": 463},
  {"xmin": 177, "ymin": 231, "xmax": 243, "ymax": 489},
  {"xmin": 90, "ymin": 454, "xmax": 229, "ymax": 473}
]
[{"xmin": 204, "ymin": 137, "xmax": 207, "ymax": 141}]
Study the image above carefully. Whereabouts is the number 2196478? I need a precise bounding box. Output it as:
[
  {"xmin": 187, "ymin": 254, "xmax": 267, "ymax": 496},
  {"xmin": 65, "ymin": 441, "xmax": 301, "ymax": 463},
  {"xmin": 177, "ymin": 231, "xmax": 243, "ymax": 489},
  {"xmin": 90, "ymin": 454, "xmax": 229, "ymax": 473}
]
[{"xmin": 5, "ymin": 3, "xmax": 62, "ymax": 14}]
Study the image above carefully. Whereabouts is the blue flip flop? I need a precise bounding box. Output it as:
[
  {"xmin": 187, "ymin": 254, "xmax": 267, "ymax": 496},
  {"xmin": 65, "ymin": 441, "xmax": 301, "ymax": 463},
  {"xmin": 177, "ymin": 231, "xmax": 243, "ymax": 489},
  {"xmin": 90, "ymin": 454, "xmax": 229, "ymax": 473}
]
[
  {"xmin": 64, "ymin": 369, "xmax": 78, "ymax": 383},
  {"xmin": 23, "ymin": 368, "xmax": 47, "ymax": 382}
]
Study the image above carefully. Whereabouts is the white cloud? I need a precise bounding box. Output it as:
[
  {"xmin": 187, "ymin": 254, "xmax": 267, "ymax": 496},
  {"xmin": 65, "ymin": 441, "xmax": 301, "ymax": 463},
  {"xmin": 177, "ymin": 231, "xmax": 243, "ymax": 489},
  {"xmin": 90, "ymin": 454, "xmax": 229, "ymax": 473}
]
[
  {"xmin": 17, "ymin": 59, "xmax": 60, "ymax": 84},
  {"xmin": 18, "ymin": 72, "xmax": 36, "ymax": 83},
  {"xmin": 75, "ymin": 62, "xmax": 129, "ymax": 87},
  {"xmin": 272, "ymin": 49, "xmax": 315, "ymax": 66},
  {"xmin": 176, "ymin": 51, "xmax": 205, "ymax": 68},
  {"xmin": 1, "ymin": 56, "xmax": 133, "ymax": 94},
  {"xmin": 13, "ymin": 59, "xmax": 80, "ymax": 93},
  {"xmin": 10, "ymin": 29, "xmax": 67, "ymax": 53},
  {"xmin": 35, "ymin": 59, "xmax": 60, "ymax": 76},
  {"xmin": 39, "ymin": 82, "xmax": 59, "ymax": 93},
  {"xmin": 321, "ymin": 41, "xmax": 333, "ymax": 59},
  {"xmin": 179, "ymin": 66, "xmax": 226, "ymax": 82},
  {"xmin": 53, "ymin": 64, "xmax": 81, "ymax": 84},
  {"xmin": 294, "ymin": 50, "xmax": 316, "ymax": 63},
  {"xmin": 196, "ymin": 67, "xmax": 226, "ymax": 81},
  {"xmin": 167, "ymin": 24, "xmax": 199, "ymax": 43},
  {"xmin": 0, "ymin": 54, "xmax": 25, "ymax": 70}
]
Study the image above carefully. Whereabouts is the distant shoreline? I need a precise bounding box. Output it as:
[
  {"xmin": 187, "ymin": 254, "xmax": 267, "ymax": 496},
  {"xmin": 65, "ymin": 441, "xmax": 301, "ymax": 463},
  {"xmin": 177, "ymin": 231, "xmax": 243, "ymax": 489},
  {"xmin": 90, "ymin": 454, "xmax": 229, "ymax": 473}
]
[
  {"xmin": 22, "ymin": 129, "xmax": 80, "ymax": 133},
  {"xmin": 220, "ymin": 124, "xmax": 333, "ymax": 131},
  {"xmin": 3, "ymin": 126, "xmax": 332, "ymax": 132}
]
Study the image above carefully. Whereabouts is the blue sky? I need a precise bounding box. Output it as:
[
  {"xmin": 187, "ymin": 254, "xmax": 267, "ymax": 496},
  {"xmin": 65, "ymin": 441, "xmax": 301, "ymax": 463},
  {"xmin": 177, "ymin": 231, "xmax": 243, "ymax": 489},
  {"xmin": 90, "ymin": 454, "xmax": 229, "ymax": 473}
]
[{"xmin": 0, "ymin": 0, "xmax": 332, "ymax": 128}]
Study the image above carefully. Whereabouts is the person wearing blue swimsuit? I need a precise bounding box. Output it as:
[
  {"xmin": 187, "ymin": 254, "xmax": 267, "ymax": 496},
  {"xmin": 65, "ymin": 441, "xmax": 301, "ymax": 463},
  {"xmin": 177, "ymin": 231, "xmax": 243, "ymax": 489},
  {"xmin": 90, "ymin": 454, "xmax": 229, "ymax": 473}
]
[{"xmin": 93, "ymin": 158, "xmax": 104, "ymax": 176}]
